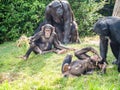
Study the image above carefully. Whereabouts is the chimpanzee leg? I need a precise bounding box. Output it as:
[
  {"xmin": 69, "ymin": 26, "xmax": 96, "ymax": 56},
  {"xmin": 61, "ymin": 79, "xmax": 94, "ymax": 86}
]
[
  {"xmin": 33, "ymin": 46, "xmax": 42, "ymax": 54},
  {"xmin": 24, "ymin": 45, "xmax": 42, "ymax": 59},
  {"xmin": 117, "ymin": 49, "xmax": 120, "ymax": 72},
  {"xmin": 61, "ymin": 54, "xmax": 72, "ymax": 73},
  {"xmin": 71, "ymin": 22, "xmax": 80, "ymax": 43},
  {"xmin": 24, "ymin": 47, "xmax": 34, "ymax": 59},
  {"xmin": 110, "ymin": 41, "xmax": 119, "ymax": 64},
  {"xmin": 71, "ymin": 29, "xmax": 80, "ymax": 43}
]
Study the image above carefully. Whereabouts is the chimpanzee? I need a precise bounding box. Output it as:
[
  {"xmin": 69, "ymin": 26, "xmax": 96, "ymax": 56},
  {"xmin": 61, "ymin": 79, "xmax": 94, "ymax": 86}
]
[
  {"xmin": 22, "ymin": 24, "xmax": 72, "ymax": 60},
  {"xmin": 45, "ymin": 0, "xmax": 80, "ymax": 44},
  {"xmin": 62, "ymin": 47, "xmax": 107, "ymax": 77},
  {"xmin": 93, "ymin": 16, "xmax": 120, "ymax": 72}
]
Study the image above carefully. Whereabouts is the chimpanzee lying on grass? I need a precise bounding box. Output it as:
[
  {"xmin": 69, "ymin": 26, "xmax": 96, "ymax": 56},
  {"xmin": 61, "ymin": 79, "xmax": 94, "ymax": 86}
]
[{"xmin": 62, "ymin": 47, "xmax": 107, "ymax": 77}]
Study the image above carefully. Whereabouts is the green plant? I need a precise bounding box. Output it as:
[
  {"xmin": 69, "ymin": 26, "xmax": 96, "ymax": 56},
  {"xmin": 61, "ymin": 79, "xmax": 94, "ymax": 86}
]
[
  {"xmin": 0, "ymin": 0, "xmax": 51, "ymax": 43},
  {"xmin": 0, "ymin": 0, "xmax": 106, "ymax": 43},
  {"xmin": 69, "ymin": 0, "xmax": 105, "ymax": 36}
]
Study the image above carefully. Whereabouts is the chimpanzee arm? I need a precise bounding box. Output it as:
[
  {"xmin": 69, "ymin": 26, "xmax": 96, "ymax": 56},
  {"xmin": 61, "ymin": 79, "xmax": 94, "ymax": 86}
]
[
  {"xmin": 117, "ymin": 51, "xmax": 120, "ymax": 72},
  {"xmin": 75, "ymin": 47, "xmax": 99, "ymax": 60},
  {"xmin": 45, "ymin": 6, "xmax": 52, "ymax": 24},
  {"xmin": 30, "ymin": 32, "xmax": 42, "ymax": 42},
  {"xmin": 33, "ymin": 4, "xmax": 52, "ymax": 35},
  {"xmin": 62, "ymin": 54, "xmax": 72, "ymax": 73},
  {"xmin": 100, "ymin": 35, "xmax": 108, "ymax": 63},
  {"xmin": 63, "ymin": 3, "xmax": 72, "ymax": 43},
  {"xmin": 53, "ymin": 33, "xmax": 70, "ymax": 50}
]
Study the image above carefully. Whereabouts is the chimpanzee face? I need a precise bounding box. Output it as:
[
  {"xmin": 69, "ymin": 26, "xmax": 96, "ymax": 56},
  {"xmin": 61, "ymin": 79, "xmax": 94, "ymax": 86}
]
[
  {"xmin": 49, "ymin": 1, "xmax": 64, "ymax": 23},
  {"xmin": 93, "ymin": 20, "xmax": 109, "ymax": 36},
  {"xmin": 50, "ymin": 1, "xmax": 63, "ymax": 16},
  {"xmin": 91, "ymin": 55, "xmax": 102, "ymax": 62},
  {"xmin": 50, "ymin": 6, "xmax": 63, "ymax": 23},
  {"xmin": 44, "ymin": 29, "xmax": 52, "ymax": 38},
  {"xmin": 55, "ymin": 6, "xmax": 63, "ymax": 16}
]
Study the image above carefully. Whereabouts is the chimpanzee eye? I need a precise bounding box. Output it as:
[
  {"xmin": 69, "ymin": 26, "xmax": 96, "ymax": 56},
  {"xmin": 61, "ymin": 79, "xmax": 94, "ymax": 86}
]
[{"xmin": 56, "ymin": 7, "xmax": 63, "ymax": 15}]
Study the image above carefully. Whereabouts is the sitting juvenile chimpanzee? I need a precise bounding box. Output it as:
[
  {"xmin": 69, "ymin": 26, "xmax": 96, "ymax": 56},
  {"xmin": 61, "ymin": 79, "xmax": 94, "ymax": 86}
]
[
  {"xmin": 93, "ymin": 16, "xmax": 120, "ymax": 72},
  {"xmin": 22, "ymin": 24, "xmax": 72, "ymax": 60},
  {"xmin": 61, "ymin": 47, "xmax": 107, "ymax": 77}
]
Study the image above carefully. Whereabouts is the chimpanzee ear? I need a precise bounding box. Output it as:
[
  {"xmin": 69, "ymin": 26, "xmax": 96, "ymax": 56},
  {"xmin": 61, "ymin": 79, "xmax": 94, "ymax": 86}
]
[
  {"xmin": 41, "ymin": 26, "xmax": 44, "ymax": 32},
  {"xmin": 49, "ymin": 3, "xmax": 52, "ymax": 8},
  {"xmin": 52, "ymin": 27, "xmax": 55, "ymax": 32},
  {"xmin": 49, "ymin": 5, "xmax": 52, "ymax": 8},
  {"xmin": 100, "ymin": 20, "xmax": 108, "ymax": 31}
]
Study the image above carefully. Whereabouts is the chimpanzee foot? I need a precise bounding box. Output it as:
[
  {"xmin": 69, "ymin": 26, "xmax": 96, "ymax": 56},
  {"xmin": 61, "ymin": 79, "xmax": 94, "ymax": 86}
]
[
  {"xmin": 19, "ymin": 56, "xmax": 28, "ymax": 60},
  {"xmin": 23, "ymin": 56, "xmax": 28, "ymax": 60},
  {"xmin": 57, "ymin": 49, "xmax": 67, "ymax": 54},
  {"xmin": 112, "ymin": 60, "xmax": 118, "ymax": 65},
  {"xmin": 99, "ymin": 60, "xmax": 108, "ymax": 65},
  {"xmin": 76, "ymin": 39, "xmax": 81, "ymax": 44}
]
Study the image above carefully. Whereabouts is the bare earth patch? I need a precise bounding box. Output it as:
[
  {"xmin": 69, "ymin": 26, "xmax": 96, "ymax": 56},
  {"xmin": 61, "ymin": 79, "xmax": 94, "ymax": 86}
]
[
  {"xmin": 83, "ymin": 36, "xmax": 99, "ymax": 45},
  {"xmin": 0, "ymin": 72, "xmax": 26, "ymax": 83}
]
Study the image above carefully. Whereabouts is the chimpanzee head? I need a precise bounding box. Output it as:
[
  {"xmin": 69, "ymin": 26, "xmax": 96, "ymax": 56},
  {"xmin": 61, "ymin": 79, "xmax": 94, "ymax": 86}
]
[
  {"xmin": 93, "ymin": 18, "xmax": 109, "ymax": 36},
  {"xmin": 49, "ymin": 0, "xmax": 63, "ymax": 16},
  {"xmin": 90, "ymin": 54, "xmax": 102, "ymax": 67},
  {"xmin": 42, "ymin": 24, "xmax": 55, "ymax": 38},
  {"xmin": 91, "ymin": 55, "xmax": 102, "ymax": 62}
]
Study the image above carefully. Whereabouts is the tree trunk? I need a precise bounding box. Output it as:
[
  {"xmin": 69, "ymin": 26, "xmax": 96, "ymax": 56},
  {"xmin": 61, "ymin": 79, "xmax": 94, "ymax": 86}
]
[{"xmin": 112, "ymin": 0, "xmax": 120, "ymax": 17}]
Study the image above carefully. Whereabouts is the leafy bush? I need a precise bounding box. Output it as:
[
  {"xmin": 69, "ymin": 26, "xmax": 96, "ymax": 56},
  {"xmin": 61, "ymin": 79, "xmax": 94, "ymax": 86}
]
[
  {"xmin": 0, "ymin": 0, "xmax": 106, "ymax": 43},
  {"xmin": 69, "ymin": 0, "xmax": 105, "ymax": 36},
  {"xmin": 0, "ymin": 0, "xmax": 52, "ymax": 43}
]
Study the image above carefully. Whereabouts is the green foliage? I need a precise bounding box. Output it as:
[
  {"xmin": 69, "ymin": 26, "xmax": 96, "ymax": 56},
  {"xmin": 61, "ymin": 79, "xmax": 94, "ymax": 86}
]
[
  {"xmin": 0, "ymin": 0, "xmax": 105, "ymax": 43},
  {"xmin": 0, "ymin": 0, "xmax": 51, "ymax": 43},
  {"xmin": 69, "ymin": 0, "xmax": 105, "ymax": 36}
]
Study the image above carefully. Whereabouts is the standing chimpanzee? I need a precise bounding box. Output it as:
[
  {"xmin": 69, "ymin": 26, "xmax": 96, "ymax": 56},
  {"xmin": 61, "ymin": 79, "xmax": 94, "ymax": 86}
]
[
  {"xmin": 45, "ymin": 0, "xmax": 80, "ymax": 44},
  {"xmin": 62, "ymin": 47, "xmax": 107, "ymax": 77},
  {"xmin": 22, "ymin": 24, "xmax": 72, "ymax": 60},
  {"xmin": 93, "ymin": 16, "xmax": 120, "ymax": 72}
]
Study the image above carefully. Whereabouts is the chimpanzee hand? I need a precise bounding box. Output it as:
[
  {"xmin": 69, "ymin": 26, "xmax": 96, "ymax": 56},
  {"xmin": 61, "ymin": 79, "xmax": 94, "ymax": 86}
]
[
  {"xmin": 117, "ymin": 61, "xmax": 120, "ymax": 72},
  {"xmin": 69, "ymin": 48, "xmax": 76, "ymax": 51},
  {"xmin": 99, "ymin": 58, "xmax": 108, "ymax": 64},
  {"xmin": 90, "ymin": 48, "xmax": 98, "ymax": 55},
  {"xmin": 29, "ymin": 36, "xmax": 33, "ymax": 43},
  {"xmin": 118, "ymin": 66, "xmax": 120, "ymax": 72}
]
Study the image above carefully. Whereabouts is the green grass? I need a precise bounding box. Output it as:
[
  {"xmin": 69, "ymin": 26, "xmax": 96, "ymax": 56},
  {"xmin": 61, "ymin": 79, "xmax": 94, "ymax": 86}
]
[{"xmin": 0, "ymin": 36, "xmax": 120, "ymax": 90}]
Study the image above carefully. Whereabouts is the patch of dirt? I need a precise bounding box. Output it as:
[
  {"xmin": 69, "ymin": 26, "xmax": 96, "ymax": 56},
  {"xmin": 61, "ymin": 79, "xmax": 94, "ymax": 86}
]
[
  {"xmin": 0, "ymin": 72, "xmax": 26, "ymax": 83},
  {"xmin": 83, "ymin": 36, "xmax": 99, "ymax": 45}
]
